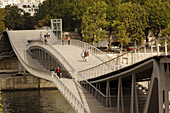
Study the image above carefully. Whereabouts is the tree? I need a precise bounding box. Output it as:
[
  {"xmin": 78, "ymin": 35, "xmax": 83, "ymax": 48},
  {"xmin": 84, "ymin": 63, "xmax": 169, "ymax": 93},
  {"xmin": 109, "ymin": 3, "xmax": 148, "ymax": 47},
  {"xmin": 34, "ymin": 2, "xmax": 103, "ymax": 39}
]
[
  {"xmin": 81, "ymin": 1, "xmax": 109, "ymax": 44},
  {"xmin": 112, "ymin": 20, "xmax": 130, "ymax": 52},
  {"xmin": 104, "ymin": 0, "xmax": 121, "ymax": 49},
  {"xmin": 23, "ymin": 12, "xmax": 36, "ymax": 30},
  {"xmin": 129, "ymin": 3, "xmax": 148, "ymax": 46},
  {"xmin": 113, "ymin": 2, "xmax": 148, "ymax": 51},
  {"xmin": 35, "ymin": 0, "xmax": 75, "ymax": 31},
  {"xmin": 162, "ymin": 24, "xmax": 170, "ymax": 37},
  {"xmin": 4, "ymin": 5, "xmax": 25, "ymax": 30},
  {"xmin": 70, "ymin": 0, "xmax": 91, "ymax": 31},
  {"xmin": 144, "ymin": 0, "xmax": 170, "ymax": 38},
  {"xmin": 0, "ymin": 8, "xmax": 6, "ymax": 34}
]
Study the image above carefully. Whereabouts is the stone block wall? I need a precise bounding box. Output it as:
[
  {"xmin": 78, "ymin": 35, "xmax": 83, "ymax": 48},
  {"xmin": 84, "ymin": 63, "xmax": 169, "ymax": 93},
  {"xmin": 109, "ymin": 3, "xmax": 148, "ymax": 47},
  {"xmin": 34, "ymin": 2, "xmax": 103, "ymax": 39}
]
[
  {"xmin": 0, "ymin": 75, "xmax": 56, "ymax": 91},
  {"xmin": 0, "ymin": 57, "xmax": 18, "ymax": 70}
]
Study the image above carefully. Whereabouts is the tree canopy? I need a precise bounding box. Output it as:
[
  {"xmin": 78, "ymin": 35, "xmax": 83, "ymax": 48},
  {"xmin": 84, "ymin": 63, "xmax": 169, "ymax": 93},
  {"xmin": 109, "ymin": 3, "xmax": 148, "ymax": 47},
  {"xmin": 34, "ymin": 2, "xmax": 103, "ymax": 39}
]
[
  {"xmin": 81, "ymin": 1, "xmax": 109, "ymax": 44},
  {"xmin": 0, "ymin": 8, "xmax": 6, "ymax": 34},
  {"xmin": 0, "ymin": 0, "xmax": 169, "ymax": 45}
]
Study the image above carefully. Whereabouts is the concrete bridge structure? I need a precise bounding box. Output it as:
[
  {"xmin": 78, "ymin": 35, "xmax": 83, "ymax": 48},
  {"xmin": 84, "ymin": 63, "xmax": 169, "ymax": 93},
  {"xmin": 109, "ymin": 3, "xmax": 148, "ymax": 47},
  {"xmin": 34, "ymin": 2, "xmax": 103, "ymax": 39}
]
[{"xmin": 6, "ymin": 28, "xmax": 170, "ymax": 113}]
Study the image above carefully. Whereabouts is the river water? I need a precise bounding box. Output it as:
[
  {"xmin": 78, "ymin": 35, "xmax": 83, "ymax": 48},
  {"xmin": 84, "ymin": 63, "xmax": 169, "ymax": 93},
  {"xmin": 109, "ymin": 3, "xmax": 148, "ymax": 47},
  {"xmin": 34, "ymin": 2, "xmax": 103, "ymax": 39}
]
[{"xmin": 1, "ymin": 89, "xmax": 76, "ymax": 113}]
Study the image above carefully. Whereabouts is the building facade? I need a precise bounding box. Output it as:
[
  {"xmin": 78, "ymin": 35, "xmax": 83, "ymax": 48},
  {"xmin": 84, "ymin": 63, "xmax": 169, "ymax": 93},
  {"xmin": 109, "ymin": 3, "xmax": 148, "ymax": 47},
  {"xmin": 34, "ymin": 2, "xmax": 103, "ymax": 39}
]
[{"xmin": 0, "ymin": 0, "xmax": 45, "ymax": 16}]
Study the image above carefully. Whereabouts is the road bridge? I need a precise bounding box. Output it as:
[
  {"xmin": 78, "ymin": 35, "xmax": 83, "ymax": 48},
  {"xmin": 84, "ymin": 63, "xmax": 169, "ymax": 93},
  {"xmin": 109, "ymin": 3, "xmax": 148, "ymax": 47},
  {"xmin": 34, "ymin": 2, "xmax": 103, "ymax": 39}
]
[{"xmin": 6, "ymin": 28, "xmax": 170, "ymax": 113}]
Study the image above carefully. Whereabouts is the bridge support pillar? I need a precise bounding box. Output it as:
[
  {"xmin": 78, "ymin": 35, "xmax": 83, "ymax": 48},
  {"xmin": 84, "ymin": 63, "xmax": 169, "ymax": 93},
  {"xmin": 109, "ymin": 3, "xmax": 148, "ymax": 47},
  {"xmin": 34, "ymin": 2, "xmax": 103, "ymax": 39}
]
[
  {"xmin": 106, "ymin": 80, "xmax": 111, "ymax": 107},
  {"xmin": 130, "ymin": 73, "xmax": 139, "ymax": 113},
  {"xmin": 117, "ymin": 77, "xmax": 124, "ymax": 113}
]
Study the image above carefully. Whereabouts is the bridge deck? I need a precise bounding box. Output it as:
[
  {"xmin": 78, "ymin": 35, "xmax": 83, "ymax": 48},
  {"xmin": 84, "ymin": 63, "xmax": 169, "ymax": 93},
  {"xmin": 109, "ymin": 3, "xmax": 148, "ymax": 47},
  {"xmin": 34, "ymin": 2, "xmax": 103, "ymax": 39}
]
[{"xmin": 52, "ymin": 45, "xmax": 103, "ymax": 71}]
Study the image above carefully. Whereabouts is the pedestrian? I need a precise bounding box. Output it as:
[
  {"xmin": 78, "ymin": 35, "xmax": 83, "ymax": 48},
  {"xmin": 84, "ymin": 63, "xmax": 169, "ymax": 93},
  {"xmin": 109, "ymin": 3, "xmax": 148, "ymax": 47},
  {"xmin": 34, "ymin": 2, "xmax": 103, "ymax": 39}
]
[
  {"xmin": 48, "ymin": 32, "xmax": 50, "ymax": 38},
  {"xmin": 56, "ymin": 67, "xmax": 61, "ymax": 78},
  {"xmin": 44, "ymin": 37, "xmax": 47, "ymax": 44},
  {"xmin": 50, "ymin": 65, "xmax": 55, "ymax": 72},
  {"xmin": 40, "ymin": 32, "xmax": 43, "ymax": 42},
  {"xmin": 81, "ymin": 50, "xmax": 85, "ymax": 62},
  {"xmin": 84, "ymin": 49, "xmax": 89, "ymax": 62},
  {"xmin": 50, "ymin": 65, "xmax": 55, "ymax": 78},
  {"xmin": 67, "ymin": 35, "xmax": 70, "ymax": 45},
  {"xmin": 62, "ymin": 35, "xmax": 65, "ymax": 45}
]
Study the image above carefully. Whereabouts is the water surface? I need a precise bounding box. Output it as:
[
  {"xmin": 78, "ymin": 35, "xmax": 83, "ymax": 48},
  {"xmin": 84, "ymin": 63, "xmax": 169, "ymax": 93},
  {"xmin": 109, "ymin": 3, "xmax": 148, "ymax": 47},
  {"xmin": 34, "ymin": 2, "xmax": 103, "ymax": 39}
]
[{"xmin": 1, "ymin": 89, "xmax": 76, "ymax": 113}]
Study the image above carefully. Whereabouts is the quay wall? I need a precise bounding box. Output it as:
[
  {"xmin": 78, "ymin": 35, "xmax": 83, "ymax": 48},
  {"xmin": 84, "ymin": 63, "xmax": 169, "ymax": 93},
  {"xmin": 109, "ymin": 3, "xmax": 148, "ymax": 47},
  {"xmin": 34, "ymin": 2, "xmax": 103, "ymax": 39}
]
[{"xmin": 0, "ymin": 75, "xmax": 56, "ymax": 91}]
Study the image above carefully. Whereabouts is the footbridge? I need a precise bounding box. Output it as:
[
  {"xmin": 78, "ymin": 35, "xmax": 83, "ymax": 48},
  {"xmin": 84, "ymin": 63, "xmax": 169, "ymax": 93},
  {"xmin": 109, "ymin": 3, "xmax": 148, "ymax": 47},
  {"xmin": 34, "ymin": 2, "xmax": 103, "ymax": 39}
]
[{"xmin": 6, "ymin": 28, "xmax": 170, "ymax": 113}]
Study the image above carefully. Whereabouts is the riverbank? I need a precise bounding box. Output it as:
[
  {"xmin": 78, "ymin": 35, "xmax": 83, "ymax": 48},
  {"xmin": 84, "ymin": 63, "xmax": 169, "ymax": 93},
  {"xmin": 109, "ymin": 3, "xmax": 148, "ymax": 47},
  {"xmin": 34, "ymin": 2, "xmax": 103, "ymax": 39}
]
[{"xmin": 0, "ymin": 73, "xmax": 56, "ymax": 91}]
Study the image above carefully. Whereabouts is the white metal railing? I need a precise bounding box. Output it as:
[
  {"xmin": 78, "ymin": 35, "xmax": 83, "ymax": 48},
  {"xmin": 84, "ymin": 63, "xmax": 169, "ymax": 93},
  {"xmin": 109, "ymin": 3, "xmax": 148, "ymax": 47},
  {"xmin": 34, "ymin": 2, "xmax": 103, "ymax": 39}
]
[
  {"xmin": 79, "ymin": 37, "xmax": 170, "ymax": 80},
  {"xmin": 70, "ymin": 39, "xmax": 112, "ymax": 62},
  {"xmin": 52, "ymin": 72, "xmax": 90, "ymax": 113}
]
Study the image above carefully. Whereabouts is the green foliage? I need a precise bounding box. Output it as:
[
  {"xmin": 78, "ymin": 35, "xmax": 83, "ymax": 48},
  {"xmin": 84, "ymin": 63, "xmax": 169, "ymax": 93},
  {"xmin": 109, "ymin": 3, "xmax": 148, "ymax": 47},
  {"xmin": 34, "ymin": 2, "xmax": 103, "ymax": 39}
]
[
  {"xmin": 112, "ymin": 2, "xmax": 147, "ymax": 49},
  {"xmin": 4, "ymin": 5, "xmax": 35, "ymax": 30},
  {"xmin": 81, "ymin": 1, "xmax": 109, "ymax": 44},
  {"xmin": 144, "ymin": 0, "xmax": 170, "ymax": 38},
  {"xmin": 0, "ymin": 8, "xmax": 6, "ymax": 34},
  {"xmin": 5, "ymin": 5, "xmax": 25, "ymax": 30},
  {"xmin": 0, "ymin": 89, "xmax": 3, "ymax": 113},
  {"xmin": 162, "ymin": 24, "xmax": 170, "ymax": 37}
]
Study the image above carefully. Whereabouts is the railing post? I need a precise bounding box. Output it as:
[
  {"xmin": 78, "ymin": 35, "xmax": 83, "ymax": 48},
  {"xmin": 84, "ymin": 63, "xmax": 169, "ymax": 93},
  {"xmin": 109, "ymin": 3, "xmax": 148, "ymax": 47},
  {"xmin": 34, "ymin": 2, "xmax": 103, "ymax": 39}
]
[
  {"xmin": 151, "ymin": 41, "xmax": 153, "ymax": 57},
  {"xmin": 127, "ymin": 53, "xmax": 129, "ymax": 65},
  {"xmin": 165, "ymin": 38, "xmax": 167, "ymax": 55},
  {"xmin": 157, "ymin": 38, "xmax": 160, "ymax": 56},
  {"xmin": 144, "ymin": 46, "xmax": 146, "ymax": 59},
  {"xmin": 138, "ymin": 49, "xmax": 140, "ymax": 62},
  {"xmin": 132, "ymin": 53, "xmax": 134, "ymax": 64}
]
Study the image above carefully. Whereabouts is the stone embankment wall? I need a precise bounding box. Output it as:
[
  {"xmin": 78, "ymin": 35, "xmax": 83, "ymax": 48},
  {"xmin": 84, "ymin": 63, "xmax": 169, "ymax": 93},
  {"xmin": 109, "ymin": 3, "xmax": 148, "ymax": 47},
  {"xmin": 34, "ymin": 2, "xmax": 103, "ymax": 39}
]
[{"xmin": 0, "ymin": 75, "xmax": 56, "ymax": 91}]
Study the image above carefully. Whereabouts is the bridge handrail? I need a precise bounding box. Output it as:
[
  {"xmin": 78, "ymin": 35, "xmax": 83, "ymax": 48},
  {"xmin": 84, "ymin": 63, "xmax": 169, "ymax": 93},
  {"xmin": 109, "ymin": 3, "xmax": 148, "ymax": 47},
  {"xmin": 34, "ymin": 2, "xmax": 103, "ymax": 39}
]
[
  {"xmin": 79, "ymin": 37, "xmax": 170, "ymax": 79},
  {"xmin": 70, "ymin": 39, "xmax": 112, "ymax": 62},
  {"xmin": 52, "ymin": 72, "xmax": 90, "ymax": 113},
  {"xmin": 6, "ymin": 28, "xmax": 51, "ymax": 77}
]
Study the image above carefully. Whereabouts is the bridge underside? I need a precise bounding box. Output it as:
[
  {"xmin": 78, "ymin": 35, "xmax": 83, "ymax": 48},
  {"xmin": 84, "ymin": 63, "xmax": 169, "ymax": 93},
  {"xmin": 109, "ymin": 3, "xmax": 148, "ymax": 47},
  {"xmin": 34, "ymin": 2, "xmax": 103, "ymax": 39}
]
[{"xmin": 80, "ymin": 56, "xmax": 170, "ymax": 113}]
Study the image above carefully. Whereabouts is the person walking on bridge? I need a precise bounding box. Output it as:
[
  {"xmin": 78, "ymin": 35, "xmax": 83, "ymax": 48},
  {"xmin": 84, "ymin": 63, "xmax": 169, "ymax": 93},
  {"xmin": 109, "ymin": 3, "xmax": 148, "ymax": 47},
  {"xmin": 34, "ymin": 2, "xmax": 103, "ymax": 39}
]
[
  {"xmin": 81, "ymin": 50, "xmax": 85, "ymax": 62},
  {"xmin": 67, "ymin": 35, "xmax": 70, "ymax": 45},
  {"xmin": 62, "ymin": 35, "xmax": 65, "ymax": 45},
  {"xmin": 84, "ymin": 49, "xmax": 89, "ymax": 62}
]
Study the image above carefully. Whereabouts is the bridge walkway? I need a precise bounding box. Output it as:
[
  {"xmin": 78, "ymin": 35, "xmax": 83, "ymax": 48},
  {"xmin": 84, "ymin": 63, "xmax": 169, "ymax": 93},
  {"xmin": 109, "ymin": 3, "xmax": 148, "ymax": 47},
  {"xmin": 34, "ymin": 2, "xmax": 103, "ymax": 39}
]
[
  {"xmin": 61, "ymin": 78, "xmax": 116, "ymax": 113},
  {"xmin": 7, "ymin": 30, "xmax": 115, "ymax": 113},
  {"xmin": 52, "ymin": 45, "xmax": 103, "ymax": 71}
]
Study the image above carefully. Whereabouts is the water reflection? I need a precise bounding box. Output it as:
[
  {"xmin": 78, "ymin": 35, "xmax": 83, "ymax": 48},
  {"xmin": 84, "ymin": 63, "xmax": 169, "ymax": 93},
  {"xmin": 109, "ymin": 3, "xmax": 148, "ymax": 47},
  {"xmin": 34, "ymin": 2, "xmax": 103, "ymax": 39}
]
[{"xmin": 1, "ymin": 89, "xmax": 76, "ymax": 113}]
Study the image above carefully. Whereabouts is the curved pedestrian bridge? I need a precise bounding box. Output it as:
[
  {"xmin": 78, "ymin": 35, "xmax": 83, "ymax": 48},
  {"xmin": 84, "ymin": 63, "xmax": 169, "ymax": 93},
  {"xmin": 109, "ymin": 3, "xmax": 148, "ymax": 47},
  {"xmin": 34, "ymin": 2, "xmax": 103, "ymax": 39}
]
[{"xmin": 6, "ymin": 29, "xmax": 170, "ymax": 113}]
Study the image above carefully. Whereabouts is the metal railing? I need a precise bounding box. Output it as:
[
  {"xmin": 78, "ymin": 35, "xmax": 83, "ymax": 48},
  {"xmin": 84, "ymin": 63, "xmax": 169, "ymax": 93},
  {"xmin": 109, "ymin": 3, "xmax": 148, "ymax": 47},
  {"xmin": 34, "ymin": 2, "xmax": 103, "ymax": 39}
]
[
  {"xmin": 52, "ymin": 72, "xmax": 90, "ymax": 113},
  {"xmin": 70, "ymin": 39, "xmax": 112, "ymax": 62},
  {"xmin": 79, "ymin": 37, "xmax": 170, "ymax": 80},
  {"xmin": 6, "ymin": 28, "xmax": 90, "ymax": 113}
]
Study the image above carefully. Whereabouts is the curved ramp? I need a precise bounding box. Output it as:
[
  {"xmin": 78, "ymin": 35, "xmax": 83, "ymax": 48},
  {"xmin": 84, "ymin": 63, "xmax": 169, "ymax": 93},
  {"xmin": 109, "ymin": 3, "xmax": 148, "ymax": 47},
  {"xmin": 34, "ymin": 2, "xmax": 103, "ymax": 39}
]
[{"xmin": 7, "ymin": 29, "xmax": 115, "ymax": 113}]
